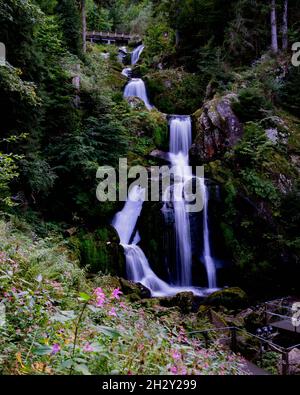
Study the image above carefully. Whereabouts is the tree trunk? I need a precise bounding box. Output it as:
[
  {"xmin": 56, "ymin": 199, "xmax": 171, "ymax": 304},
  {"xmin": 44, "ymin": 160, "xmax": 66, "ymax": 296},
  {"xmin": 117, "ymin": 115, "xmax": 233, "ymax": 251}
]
[
  {"xmin": 81, "ymin": 0, "xmax": 87, "ymax": 53},
  {"xmin": 282, "ymin": 0, "xmax": 288, "ymax": 50},
  {"xmin": 270, "ymin": 0, "xmax": 278, "ymax": 53}
]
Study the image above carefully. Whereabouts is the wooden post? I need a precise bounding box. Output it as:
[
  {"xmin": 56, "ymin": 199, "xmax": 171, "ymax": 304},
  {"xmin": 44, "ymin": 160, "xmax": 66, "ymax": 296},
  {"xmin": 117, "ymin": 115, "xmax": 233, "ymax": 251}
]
[
  {"xmin": 230, "ymin": 327, "xmax": 237, "ymax": 353},
  {"xmin": 264, "ymin": 303, "xmax": 268, "ymax": 325},
  {"xmin": 282, "ymin": 351, "xmax": 289, "ymax": 375}
]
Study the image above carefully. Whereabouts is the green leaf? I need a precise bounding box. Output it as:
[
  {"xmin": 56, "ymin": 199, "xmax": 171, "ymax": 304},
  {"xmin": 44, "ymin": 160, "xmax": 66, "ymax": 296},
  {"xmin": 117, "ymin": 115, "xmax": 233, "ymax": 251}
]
[
  {"xmin": 60, "ymin": 359, "xmax": 73, "ymax": 369},
  {"xmin": 78, "ymin": 292, "xmax": 91, "ymax": 302},
  {"xmin": 87, "ymin": 305, "xmax": 99, "ymax": 313},
  {"xmin": 95, "ymin": 326, "xmax": 121, "ymax": 339},
  {"xmin": 73, "ymin": 363, "xmax": 91, "ymax": 375},
  {"xmin": 33, "ymin": 345, "xmax": 53, "ymax": 355},
  {"xmin": 50, "ymin": 310, "xmax": 76, "ymax": 323}
]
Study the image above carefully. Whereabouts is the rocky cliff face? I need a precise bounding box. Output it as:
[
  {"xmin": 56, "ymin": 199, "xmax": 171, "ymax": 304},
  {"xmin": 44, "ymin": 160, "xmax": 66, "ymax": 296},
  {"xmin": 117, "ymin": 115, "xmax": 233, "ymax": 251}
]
[{"xmin": 190, "ymin": 93, "xmax": 243, "ymax": 163}]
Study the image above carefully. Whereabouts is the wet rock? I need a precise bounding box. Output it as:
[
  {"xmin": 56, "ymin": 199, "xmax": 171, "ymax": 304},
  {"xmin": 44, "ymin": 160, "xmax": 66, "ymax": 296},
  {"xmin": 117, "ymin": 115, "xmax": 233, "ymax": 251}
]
[
  {"xmin": 206, "ymin": 287, "xmax": 248, "ymax": 310},
  {"xmin": 125, "ymin": 96, "xmax": 147, "ymax": 110},
  {"xmin": 119, "ymin": 277, "xmax": 151, "ymax": 300},
  {"xmin": 190, "ymin": 93, "xmax": 243, "ymax": 163},
  {"xmin": 149, "ymin": 149, "xmax": 170, "ymax": 163},
  {"xmin": 288, "ymin": 348, "xmax": 300, "ymax": 375},
  {"xmin": 159, "ymin": 291, "xmax": 203, "ymax": 313}
]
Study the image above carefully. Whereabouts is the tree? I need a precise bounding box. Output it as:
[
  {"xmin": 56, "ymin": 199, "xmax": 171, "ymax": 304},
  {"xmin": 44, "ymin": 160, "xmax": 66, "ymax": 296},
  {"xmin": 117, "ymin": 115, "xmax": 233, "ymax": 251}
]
[
  {"xmin": 56, "ymin": 0, "xmax": 82, "ymax": 56},
  {"xmin": 270, "ymin": 0, "xmax": 278, "ymax": 53},
  {"xmin": 81, "ymin": 0, "xmax": 87, "ymax": 53},
  {"xmin": 282, "ymin": 0, "xmax": 288, "ymax": 50}
]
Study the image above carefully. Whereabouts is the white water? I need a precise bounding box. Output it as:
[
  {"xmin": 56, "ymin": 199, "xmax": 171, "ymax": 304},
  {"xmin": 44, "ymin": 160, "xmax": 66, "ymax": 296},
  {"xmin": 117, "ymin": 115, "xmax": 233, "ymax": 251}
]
[
  {"xmin": 111, "ymin": 186, "xmax": 145, "ymax": 245},
  {"xmin": 124, "ymin": 78, "xmax": 152, "ymax": 110},
  {"xmin": 122, "ymin": 67, "xmax": 132, "ymax": 78},
  {"xmin": 131, "ymin": 44, "xmax": 144, "ymax": 65},
  {"xmin": 112, "ymin": 186, "xmax": 203, "ymax": 297},
  {"xmin": 112, "ymin": 41, "xmax": 217, "ymax": 297},
  {"xmin": 165, "ymin": 116, "xmax": 193, "ymax": 286},
  {"xmin": 199, "ymin": 178, "xmax": 217, "ymax": 289}
]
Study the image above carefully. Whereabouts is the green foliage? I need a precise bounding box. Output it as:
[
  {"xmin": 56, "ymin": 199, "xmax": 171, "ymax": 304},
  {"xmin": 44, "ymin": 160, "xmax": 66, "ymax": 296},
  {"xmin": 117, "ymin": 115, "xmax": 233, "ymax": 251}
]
[
  {"xmin": 0, "ymin": 152, "xmax": 20, "ymax": 207},
  {"xmin": 144, "ymin": 21, "xmax": 175, "ymax": 64},
  {"xmin": 232, "ymin": 87, "xmax": 272, "ymax": 122},
  {"xmin": 0, "ymin": 219, "xmax": 249, "ymax": 375},
  {"xmin": 279, "ymin": 67, "xmax": 300, "ymax": 117},
  {"xmin": 86, "ymin": 0, "xmax": 113, "ymax": 32},
  {"xmin": 146, "ymin": 69, "xmax": 204, "ymax": 114},
  {"xmin": 56, "ymin": 0, "xmax": 82, "ymax": 56}
]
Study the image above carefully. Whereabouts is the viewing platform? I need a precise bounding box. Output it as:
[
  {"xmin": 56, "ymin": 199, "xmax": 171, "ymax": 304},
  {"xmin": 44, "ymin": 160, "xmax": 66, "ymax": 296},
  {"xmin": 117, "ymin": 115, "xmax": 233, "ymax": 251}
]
[{"xmin": 86, "ymin": 31, "xmax": 141, "ymax": 45}]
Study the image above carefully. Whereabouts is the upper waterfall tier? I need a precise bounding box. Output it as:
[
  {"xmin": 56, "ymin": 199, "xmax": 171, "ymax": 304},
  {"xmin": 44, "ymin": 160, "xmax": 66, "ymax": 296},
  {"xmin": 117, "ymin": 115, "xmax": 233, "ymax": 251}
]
[
  {"xmin": 131, "ymin": 44, "xmax": 144, "ymax": 65},
  {"xmin": 124, "ymin": 78, "xmax": 152, "ymax": 110},
  {"xmin": 169, "ymin": 115, "xmax": 192, "ymax": 156}
]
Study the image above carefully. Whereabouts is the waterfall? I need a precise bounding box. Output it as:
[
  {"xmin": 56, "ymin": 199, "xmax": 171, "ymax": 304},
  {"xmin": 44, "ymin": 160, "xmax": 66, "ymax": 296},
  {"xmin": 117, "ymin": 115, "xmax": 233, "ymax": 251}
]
[
  {"xmin": 112, "ymin": 185, "xmax": 202, "ymax": 297},
  {"xmin": 111, "ymin": 185, "xmax": 144, "ymax": 245},
  {"xmin": 131, "ymin": 44, "xmax": 144, "ymax": 65},
  {"xmin": 199, "ymin": 178, "xmax": 217, "ymax": 289},
  {"xmin": 111, "ymin": 40, "xmax": 217, "ymax": 297},
  {"xmin": 122, "ymin": 67, "xmax": 132, "ymax": 78},
  {"xmin": 164, "ymin": 116, "xmax": 193, "ymax": 286},
  {"xmin": 169, "ymin": 116, "xmax": 192, "ymax": 155},
  {"xmin": 124, "ymin": 78, "xmax": 152, "ymax": 110}
]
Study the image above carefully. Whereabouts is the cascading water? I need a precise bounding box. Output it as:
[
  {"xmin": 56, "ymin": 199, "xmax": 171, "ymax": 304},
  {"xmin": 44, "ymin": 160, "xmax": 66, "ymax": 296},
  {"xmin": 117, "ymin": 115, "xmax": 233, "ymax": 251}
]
[
  {"xmin": 123, "ymin": 44, "xmax": 152, "ymax": 110},
  {"xmin": 112, "ymin": 186, "xmax": 202, "ymax": 297},
  {"xmin": 124, "ymin": 78, "xmax": 152, "ymax": 110},
  {"xmin": 121, "ymin": 67, "xmax": 132, "ymax": 78},
  {"xmin": 165, "ymin": 116, "xmax": 193, "ymax": 286},
  {"xmin": 131, "ymin": 44, "xmax": 144, "ymax": 65},
  {"xmin": 199, "ymin": 179, "xmax": 217, "ymax": 289},
  {"xmin": 112, "ymin": 40, "xmax": 216, "ymax": 297}
]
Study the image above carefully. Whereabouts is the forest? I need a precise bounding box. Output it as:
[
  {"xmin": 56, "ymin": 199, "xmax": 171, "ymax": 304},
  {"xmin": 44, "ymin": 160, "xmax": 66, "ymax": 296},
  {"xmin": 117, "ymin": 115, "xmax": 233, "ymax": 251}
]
[{"xmin": 0, "ymin": 0, "xmax": 300, "ymax": 377}]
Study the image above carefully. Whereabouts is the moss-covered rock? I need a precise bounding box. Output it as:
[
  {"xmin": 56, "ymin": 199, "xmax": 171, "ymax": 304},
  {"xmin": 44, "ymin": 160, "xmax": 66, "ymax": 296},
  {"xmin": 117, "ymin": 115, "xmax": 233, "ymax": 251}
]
[
  {"xmin": 190, "ymin": 93, "xmax": 243, "ymax": 163},
  {"xmin": 144, "ymin": 69, "xmax": 205, "ymax": 114},
  {"xmin": 206, "ymin": 287, "xmax": 248, "ymax": 310},
  {"xmin": 159, "ymin": 292, "xmax": 203, "ymax": 314},
  {"xmin": 119, "ymin": 277, "xmax": 151, "ymax": 300}
]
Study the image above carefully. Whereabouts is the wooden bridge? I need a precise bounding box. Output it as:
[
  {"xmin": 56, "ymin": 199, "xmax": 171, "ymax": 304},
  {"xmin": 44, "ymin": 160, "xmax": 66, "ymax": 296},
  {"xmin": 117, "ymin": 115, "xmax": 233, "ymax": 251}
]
[{"xmin": 86, "ymin": 31, "xmax": 141, "ymax": 45}]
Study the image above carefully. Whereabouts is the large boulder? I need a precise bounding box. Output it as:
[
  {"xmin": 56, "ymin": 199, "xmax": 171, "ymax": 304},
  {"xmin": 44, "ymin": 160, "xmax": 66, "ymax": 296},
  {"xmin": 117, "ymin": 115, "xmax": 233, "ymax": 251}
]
[
  {"xmin": 206, "ymin": 287, "xmax": 248, "ymax": 310},
  {"xmin": 125, "ymin": 96, "xmax": 148, "ymax": 110},
  {"xmin": 190, "ymin": 93, "xmax": 243, "ymax": 163},
  {"xmin": 159, "ymin": 291, "xmax": 203, "ymax": 313},
  {"xmin": 288, "ymin": 348, "xmax": 300, "ymax": 375},
  {"xmin": 119, "ymin": 277, "xmax": 151, "ymax": 301}
]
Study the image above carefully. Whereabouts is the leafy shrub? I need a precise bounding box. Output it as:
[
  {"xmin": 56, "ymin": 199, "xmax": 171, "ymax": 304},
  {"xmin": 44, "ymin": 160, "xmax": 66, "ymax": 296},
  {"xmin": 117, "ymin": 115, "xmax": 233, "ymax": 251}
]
[{"xmin": 232, "ymin": 87, "xmax": 272, "ymax": 122}]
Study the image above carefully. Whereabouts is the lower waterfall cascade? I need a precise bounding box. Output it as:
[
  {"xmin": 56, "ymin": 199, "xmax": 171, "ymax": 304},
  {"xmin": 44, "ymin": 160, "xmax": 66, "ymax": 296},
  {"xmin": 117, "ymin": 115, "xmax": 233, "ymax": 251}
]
[{"xmin": 111, "ymin": 43, "xmax": 218, "ymax": 296}]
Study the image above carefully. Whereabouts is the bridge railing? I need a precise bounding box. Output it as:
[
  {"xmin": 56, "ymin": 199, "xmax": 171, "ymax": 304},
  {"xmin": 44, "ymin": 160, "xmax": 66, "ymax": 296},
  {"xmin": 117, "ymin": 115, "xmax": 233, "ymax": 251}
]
[
  {"xmin": 86, "ymin": 31, "xmax": 141, "ymax": 41},
  {"xmin": 188, "ymin": 325, "xmax": 299, "ymax": 375}
]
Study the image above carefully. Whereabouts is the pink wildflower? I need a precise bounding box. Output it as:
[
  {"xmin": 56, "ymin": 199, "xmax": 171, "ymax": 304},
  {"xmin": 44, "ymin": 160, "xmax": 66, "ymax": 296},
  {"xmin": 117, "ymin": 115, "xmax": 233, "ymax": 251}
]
[
  {"xmin": 171, "ymin": 350, "xmax": 181, "ymax": 360},
  {"xmin": 83, "ymin": 343, "xmax": 94, "ymax": 352},
  {"xmin": 170, "ymin": 366, "xmax": 178, "ymax": 374},
  {"xmin": 51, "ymin": 344, "xmax": 60, "ymax": 355},
  {"xmin": 119, "ymin": 302, "xmax": 127, "ymax": 309},
  {"xmin": 111, "ymin": 288, "xmax": 122, "ymax": 300},
  {"xmin": 94, "ymin": 287, "xmax": 106, "ymax": 307},
  {"xmin": 108, "ymin": 307, "xmax": 117, "ymax": 317}
]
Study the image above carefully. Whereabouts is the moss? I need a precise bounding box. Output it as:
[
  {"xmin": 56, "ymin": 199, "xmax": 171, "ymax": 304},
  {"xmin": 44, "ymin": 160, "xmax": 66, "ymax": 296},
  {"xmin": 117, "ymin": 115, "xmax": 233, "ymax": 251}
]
[
  {"xmin": 145, "ymin": 69, "xmax": 205, "ymax": 114},
  {"xmin": 70, "ymin": 226, "xmax": 125, "ymax": 276},
  {"xmin": 206, "ymin": 287, "xmax": 248, "ymax": 310}
]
